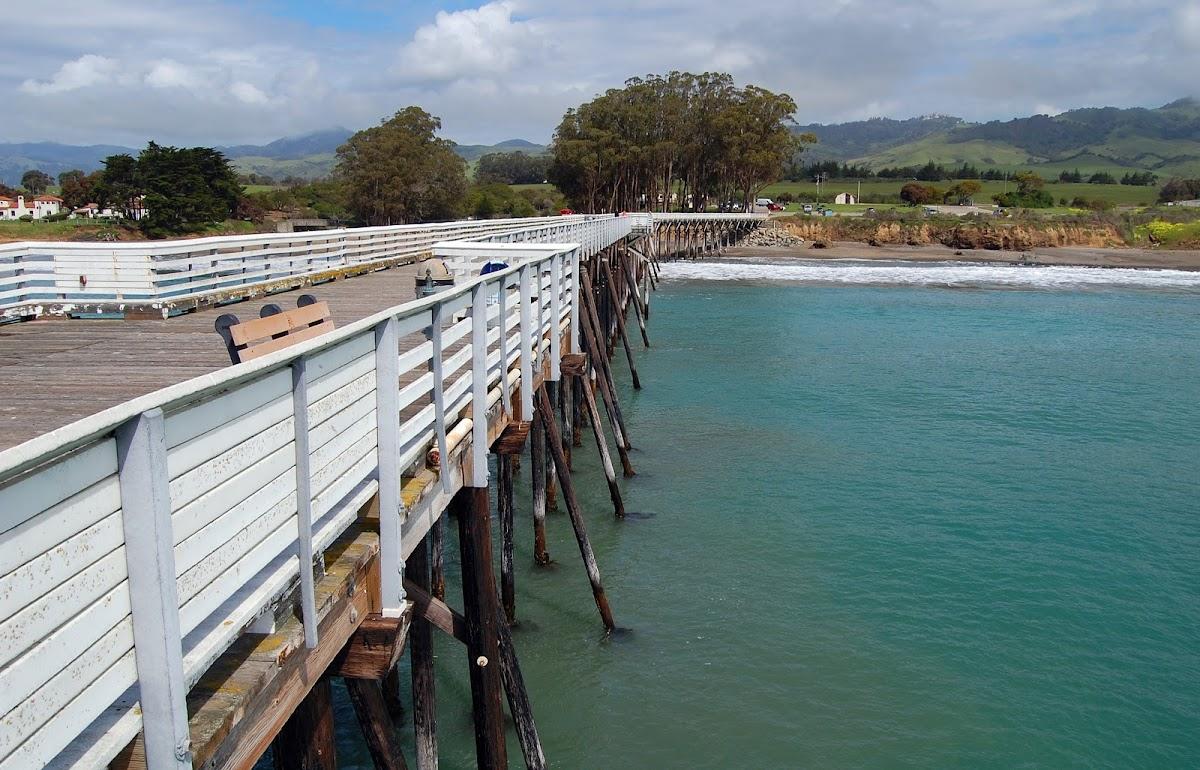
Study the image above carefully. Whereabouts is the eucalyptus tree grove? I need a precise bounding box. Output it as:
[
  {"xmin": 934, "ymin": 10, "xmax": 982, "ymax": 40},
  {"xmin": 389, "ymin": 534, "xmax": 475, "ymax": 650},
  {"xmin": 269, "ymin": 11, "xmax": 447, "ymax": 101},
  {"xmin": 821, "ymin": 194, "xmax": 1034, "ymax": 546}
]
[{"xmin": 548, "ymin": 72, "xmax": 807, "ymax": 212}]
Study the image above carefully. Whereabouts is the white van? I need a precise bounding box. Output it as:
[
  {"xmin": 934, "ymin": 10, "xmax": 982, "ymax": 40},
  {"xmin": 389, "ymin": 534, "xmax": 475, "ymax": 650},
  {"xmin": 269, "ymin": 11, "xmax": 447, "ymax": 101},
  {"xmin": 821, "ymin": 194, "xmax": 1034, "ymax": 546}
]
[{"xmin": 755, "ymin": 197, "xmax": 774, "ymax": 207}]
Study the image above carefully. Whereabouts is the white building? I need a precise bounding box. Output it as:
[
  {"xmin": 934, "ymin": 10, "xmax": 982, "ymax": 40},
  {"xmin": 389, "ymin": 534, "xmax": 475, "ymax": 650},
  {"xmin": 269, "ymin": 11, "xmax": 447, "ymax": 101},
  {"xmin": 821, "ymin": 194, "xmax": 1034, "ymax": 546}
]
[
  {"xmin": 834, "ymin": 192, "xmax": 857, "ymax": 205},
  {"xmin": 69, "ymin": 197, "xmax": 149, "ymax": 220},
  {"xmin": 0, "ymin": 194, "xmax": 63, "ymax": 220},
  {"xmin": 71, "ymin": 203, "xmax": 123, "ymax": 219}
]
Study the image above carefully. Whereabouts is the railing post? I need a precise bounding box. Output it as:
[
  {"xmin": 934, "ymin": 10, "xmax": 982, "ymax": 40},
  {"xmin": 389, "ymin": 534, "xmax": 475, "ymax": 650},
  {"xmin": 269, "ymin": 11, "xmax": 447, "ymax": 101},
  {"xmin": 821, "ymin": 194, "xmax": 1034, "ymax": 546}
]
[
  {"xmin": 115, "ymin": 408, "xmax": 191, "ymax": 769},
  {"xmin": 569, "ymin": 248, "xmax": 581, "ymax": 355},
  {"xmin": 291, "ymin": 359, "xmax": 319, "ymax": 647},
  {"xmin": 470, "ymin": 282, "xmax": 489, "ymax": 488},
  {"xmin": 519, "ymin": 264, "xmax": 534, "ymax": 419},
  {"xmin": 550, "ymin": 253, "xmax": 562, "ymax": 381},
  {"xmin": 429, "ymin": 303, "xmax": 452, "ymax": 492},
  {"xmin": 498, "ymin": 275, "xmax": 510, "ymax": 415},
  {"xmin": 375, "ymin": 317, "xmax": 406, "ymax": 615}
]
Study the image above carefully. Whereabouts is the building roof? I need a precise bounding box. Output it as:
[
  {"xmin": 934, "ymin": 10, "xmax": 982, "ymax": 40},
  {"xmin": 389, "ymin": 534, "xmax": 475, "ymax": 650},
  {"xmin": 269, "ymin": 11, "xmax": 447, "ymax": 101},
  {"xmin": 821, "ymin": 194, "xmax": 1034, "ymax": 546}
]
[{"xmin": 34, "ymin": 195, "xmax": 63, "ymax": 202}]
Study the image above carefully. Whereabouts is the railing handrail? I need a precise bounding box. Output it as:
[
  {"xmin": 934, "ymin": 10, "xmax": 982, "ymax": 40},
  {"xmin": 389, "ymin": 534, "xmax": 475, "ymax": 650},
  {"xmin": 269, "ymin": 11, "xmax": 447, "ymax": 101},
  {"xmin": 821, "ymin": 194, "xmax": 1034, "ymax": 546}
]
[
  {"xmin": 0, "ymin": 237, "xmax": 589, "ymax": 481},
  {"xmin": 0, "ymin": 215, "xmax": 595, "ymax": 255}
]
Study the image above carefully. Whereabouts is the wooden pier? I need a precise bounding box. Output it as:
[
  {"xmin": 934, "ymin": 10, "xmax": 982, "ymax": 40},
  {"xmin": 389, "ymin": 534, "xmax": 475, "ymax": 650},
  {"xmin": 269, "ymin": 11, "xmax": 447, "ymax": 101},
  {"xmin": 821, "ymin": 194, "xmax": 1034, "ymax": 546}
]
[{"xmin": 0, "ymin": 212, "xmax": 761, "ymax": 769}]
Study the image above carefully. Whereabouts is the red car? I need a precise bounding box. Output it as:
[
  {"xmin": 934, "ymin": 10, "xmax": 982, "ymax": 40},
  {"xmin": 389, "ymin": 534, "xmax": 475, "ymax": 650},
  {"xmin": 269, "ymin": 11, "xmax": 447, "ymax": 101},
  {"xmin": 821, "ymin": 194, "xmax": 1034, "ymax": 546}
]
[{"xmin": 559, "ymin": 208, "xmax": 575, "ymax": 215}]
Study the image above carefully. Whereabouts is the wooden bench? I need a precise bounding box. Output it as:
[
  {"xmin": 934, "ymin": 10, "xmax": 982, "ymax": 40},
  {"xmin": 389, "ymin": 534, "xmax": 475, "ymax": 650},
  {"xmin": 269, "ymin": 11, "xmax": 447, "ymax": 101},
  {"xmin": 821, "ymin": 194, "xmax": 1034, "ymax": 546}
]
[{"xmin": 215, "ymin": 296, "xmax": 335, "ymax": 363}]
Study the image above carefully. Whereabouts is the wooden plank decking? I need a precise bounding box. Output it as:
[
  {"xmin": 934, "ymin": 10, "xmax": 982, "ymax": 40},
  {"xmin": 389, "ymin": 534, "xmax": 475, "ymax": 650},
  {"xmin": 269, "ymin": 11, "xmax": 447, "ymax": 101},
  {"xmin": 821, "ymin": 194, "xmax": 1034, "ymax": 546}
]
[{"xmin": 0, "ymin": 263, "xmax": 426, "ymax": 450}]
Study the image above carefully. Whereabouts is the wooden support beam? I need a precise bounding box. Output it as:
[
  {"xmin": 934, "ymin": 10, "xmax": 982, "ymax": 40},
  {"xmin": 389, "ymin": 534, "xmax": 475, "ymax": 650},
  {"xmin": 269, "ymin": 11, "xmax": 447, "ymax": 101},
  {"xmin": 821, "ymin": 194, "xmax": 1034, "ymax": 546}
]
[
  {"xmin": 431, "ymin": 510, "xmax": 446, "ymax": 601},
  {"xmin": 560, "ymin": 353, "xmax": 587, "ymax": 377},
  {"xmin": 334, "ymin": 609, "xmax": 413, "ymax": 679},
  {"xmin": 272, "ymin": 678, "xmax": 337, "ymax": 770},
  {"xmin": 545, "ymin": 381, "xmax": 559, "ymax": 511},
  {"xmin": 530, "ymin": 403, "xmax": 550, "ymax": 566},
  {"xmin": 620, "ymin": 250, "xmax": 651, "ymax": 347},
  {"xmin": 571, "ymin": 371, "xmax": 584, "ymax": 449},
  {"xmin": 558, "ymin": 373, "xmax": 574, "ymax": 470},
  {"xmin": 576, "ymin": 373, "xmax": 625, "ymax": 518},
  {"xmin": 492, "ymin": 420, "xmax": 531, "ymax": 455},
  {"xmin": 600, "ymin": 259, "xmax": 642, "ymax": 389},
  {"xmin": 579, "ymin": 325, "xmax": 634, "ymax": 477},
  {"xmin": 403, "ymin": 582, "xmax": 546, "ymax": 770},
  {"xmin": 345, "ymin": 679, "xmax": 411, "ymax": 770},
  {"xmin": 496, "ymin": 619, "xmax": 547, "ymax": 770},
  {"xmin": 404, "ymin": 580, "xmax": 466, "ymax": 643},
  {"xmin": 408, "ymin": 536, "xmax": 438, "ymax": 770},
  {"xmin": 498, "ymin": 453, "xmax": 517, "ymax": 624},
  {"xmin": 535, "ymin": 386, "xmax": 616, "ymax": 632},
  {"xmin": 457, "ymin": 487, "xmax": 508, "ymax": 769},
  {"xmin": 580, "ymin": 271, "xmax": 634, "ymax": 455}
]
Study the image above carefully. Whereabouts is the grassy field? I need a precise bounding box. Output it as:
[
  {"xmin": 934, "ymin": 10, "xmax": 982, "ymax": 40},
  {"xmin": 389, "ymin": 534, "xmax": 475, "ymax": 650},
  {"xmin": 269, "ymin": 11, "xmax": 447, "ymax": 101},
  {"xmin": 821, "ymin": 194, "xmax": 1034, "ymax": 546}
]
[
  {"xmin": 760, "ymin": 179, "xmax": 1160, "ymax": 206},
  {"xmin": 0, "ymin": 218, "xmax": 262, "ymax": 243},
  {"xmin": 0, "ymin": 219, "xmax": 114, "ymax": 241}
]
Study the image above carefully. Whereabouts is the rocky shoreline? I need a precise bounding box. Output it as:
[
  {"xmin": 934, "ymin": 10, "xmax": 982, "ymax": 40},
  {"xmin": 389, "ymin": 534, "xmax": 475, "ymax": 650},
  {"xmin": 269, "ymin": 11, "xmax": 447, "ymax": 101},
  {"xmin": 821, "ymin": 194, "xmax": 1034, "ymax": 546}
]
[{"xmin": 723, "ymin": 242, "xmax": 1200, "ymax": 271}]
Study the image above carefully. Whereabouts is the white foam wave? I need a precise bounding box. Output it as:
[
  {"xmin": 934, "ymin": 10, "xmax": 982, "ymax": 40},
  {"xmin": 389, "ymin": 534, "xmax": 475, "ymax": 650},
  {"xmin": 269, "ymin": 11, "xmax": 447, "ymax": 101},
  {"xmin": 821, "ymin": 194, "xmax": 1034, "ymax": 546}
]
[{"xmin": 659, "ymin": 259, "xmax": 1200, "ymax": 291}]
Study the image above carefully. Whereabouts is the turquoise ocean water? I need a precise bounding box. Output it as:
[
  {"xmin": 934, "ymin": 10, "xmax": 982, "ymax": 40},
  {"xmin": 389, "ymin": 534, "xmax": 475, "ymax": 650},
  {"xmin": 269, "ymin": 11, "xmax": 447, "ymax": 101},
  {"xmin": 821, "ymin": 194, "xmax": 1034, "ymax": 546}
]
[{"xmin": 331, "ymin": 258, "xmax": 1200, "ymax": 768}]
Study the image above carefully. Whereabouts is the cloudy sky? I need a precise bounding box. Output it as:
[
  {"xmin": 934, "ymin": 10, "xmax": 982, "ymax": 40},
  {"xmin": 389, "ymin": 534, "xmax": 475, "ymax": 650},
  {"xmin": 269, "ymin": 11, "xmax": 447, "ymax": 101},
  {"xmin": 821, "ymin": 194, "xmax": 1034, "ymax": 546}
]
[{"xmin": 5, "ymin": 0, "xmax": 1200, "ymax": 147}]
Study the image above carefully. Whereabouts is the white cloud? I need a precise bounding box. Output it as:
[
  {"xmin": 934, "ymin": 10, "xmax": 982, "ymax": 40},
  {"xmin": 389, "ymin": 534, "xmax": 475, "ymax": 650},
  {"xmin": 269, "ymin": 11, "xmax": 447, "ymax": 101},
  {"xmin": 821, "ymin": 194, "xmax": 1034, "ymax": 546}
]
[
  {"xmin": 145, "ymin": 59, "xmax": 200, "ymax": 89},
  {"xmin": 393, "ymin": 2, "xmax": 537, "ymax": 83},
  {"xmin": 20, "ymin": 54, "xmax": 120, "ymax": 94},
  {"xmin": 1179, "ymin": 3, "xmax": 1200, "ymax": 48},
  {"xmin": 1, "ymin": 1, "xmax": 1197, "ymax": 147},
  {"xmin": 230, "ymin": 81, "xmax": 269, "ymax": 105}
]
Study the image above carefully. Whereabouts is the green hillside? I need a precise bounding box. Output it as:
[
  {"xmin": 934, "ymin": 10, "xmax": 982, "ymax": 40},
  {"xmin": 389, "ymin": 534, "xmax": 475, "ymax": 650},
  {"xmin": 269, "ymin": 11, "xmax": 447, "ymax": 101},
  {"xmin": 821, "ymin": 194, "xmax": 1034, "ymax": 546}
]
[
  {"xmin": 802, "ymin": 98, "xmax": 1200, "ymax": 178},
  {"xmin": 231, "ymin": 153, "xmax": 337, "ymax": 180},
  {"xmin": 228, "ymin": 139, "xmax": 548, "ymax": 181}
]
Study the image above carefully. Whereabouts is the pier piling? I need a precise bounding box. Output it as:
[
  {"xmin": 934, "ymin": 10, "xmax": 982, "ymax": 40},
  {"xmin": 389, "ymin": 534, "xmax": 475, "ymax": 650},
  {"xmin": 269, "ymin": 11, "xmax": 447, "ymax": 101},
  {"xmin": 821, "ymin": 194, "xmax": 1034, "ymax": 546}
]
[
  {"xmin": 536, "ymin": 386, "xmax": 616, "ymax": 632},
  {"xmin": 456, "ymin": 487, "xmax": 508, "ymax": 769},
  {"xmin": 408, "ymin": 534, "xmax": 438, "ymax": 770}
]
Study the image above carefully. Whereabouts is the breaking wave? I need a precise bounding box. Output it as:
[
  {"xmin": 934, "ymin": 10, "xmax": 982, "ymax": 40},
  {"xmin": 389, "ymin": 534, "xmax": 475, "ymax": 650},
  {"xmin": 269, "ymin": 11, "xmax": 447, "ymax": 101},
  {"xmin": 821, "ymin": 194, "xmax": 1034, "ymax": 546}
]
[{"xmin": 659, "ymin": 259, "xmax": 1200, "ymax": 291}]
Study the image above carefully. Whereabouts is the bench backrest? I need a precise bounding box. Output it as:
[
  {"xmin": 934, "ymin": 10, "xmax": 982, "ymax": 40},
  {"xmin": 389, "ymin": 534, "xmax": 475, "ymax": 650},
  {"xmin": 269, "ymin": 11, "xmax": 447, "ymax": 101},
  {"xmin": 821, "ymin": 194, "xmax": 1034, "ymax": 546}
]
[{"xmin": 227, "ymin": 301, "xmax": 335, "ymax": 362}]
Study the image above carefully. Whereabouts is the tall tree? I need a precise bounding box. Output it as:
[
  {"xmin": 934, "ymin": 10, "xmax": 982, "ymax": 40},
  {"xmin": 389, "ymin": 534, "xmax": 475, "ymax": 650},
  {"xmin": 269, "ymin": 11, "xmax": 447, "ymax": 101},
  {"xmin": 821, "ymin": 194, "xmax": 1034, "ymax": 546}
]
[
  {"xmin": 57, "ymin": 169, "xmax": 102, "ymax": 209},
  {"xmin": 548, "ymin": 72, "xmax": 801, "ymax": 212},
  {"xmin": 94, "ymin": 144, "xmax": 241, "ymax": 236},
  {"xmin": 136, "ymin": 143, "xmax": 241, "ymax": 236},
  {"xmin": 336, "ymin": 107, "xmax": 468, "ymax": 225},
  {"xmin": 476, "ymin": 152, "xmax": 551, "ymax": 185},
  {"xmin": 21, "ymin": 169, "xmax": 52, "ymax": 194},
  {"xmin": 93, "ymin": 154, "xmax": 141, "ymax": 216}
]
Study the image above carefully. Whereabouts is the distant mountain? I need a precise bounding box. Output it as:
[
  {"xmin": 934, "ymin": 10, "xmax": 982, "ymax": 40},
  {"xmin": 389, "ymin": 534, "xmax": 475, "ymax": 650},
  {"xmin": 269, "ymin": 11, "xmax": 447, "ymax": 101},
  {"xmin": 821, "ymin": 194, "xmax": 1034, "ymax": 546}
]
[
  {"xmin": 800, "ymin": 98, "xmax": 1200, "ymax": 177},
  {"xmin": 793, "ymin": 115, "xmax": 966, "ymax": 161},
  {"xmin": 0, "ymin": 142, "xmax": 135, "ymax": 186},
  {"xmin": 452, "ymin": 139, "xmax": 548, "ymax": 163},
  {"xmin": 0, "ymin": 130, "xmax": 548, "ymax": 185},
  {"xmin": 218, "ymin": 128, "xmax": 353, "ymax": 160}
]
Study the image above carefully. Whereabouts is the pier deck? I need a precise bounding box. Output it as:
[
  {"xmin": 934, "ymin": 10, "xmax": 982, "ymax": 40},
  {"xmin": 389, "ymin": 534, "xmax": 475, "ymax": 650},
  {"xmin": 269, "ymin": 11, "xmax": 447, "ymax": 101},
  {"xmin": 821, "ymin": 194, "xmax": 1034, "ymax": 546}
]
[{"xmin": 0, "ymin": 263, "xmax": 425, "ymax": 450}]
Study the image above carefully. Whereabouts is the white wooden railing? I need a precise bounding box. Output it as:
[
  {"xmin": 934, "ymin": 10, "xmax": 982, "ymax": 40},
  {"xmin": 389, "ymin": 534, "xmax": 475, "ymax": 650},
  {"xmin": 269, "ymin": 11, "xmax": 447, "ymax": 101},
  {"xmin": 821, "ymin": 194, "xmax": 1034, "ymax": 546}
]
[
  {"xmin": 0, "ymin": 215, "xmax": 604, "ymax": 320},
  {"xmin": 0, "ymin": 214, "xmax": 644, "ymax": 769},
  {"xmin": 0, "ymin": 213, "xmax": 763, "ymax": 321}
]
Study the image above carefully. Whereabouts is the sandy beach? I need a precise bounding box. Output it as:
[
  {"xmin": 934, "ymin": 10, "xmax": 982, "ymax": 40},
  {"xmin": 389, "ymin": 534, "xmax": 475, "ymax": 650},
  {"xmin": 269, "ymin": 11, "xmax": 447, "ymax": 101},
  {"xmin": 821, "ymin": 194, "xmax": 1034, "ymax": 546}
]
[{"xmin": 723, "ymin": 242, "xmax": 1200, "ymax": 271}]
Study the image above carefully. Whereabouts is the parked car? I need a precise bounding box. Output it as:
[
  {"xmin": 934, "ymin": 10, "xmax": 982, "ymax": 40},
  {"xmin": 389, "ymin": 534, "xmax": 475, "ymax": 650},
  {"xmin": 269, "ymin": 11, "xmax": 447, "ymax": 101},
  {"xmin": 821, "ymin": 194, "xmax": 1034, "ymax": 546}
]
[{"xmin": 802, "ymin": 204, "xmax": 814, "ymax": 213}]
